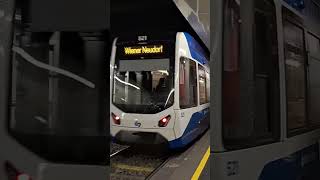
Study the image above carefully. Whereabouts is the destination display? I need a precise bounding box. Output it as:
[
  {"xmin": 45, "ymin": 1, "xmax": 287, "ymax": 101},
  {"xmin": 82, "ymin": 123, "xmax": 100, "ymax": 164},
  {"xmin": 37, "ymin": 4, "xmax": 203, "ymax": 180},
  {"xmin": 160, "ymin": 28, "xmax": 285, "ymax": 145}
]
[
  {"xmin": 117, "ymin": 43, "xmax": 171, "ymax": 60},
  {"xmin": 123, "ymin": 45, "xmax": 164, "ymax": 55}
]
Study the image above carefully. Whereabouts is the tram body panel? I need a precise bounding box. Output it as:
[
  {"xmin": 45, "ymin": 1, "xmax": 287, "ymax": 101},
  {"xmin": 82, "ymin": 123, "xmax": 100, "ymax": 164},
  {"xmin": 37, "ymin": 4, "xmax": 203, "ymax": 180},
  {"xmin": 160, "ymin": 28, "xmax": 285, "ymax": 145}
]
[
  {"xmin": 212, "ymin": 130, "xmax": 320, "ymax": 180},
  {"xmin": 110, "ymin": 105, "xmax": 177, "ymax": 142},
  {"xmin": 110, "ymin": 107, "xmax": 176, "ymax": 129},
  {"xmin": 173, "ymin": 33, "xmax": 206, "ymax": 141},
  {"xmin": 172, "ymin": 106, "xmax": 209, "ymax": 148}
]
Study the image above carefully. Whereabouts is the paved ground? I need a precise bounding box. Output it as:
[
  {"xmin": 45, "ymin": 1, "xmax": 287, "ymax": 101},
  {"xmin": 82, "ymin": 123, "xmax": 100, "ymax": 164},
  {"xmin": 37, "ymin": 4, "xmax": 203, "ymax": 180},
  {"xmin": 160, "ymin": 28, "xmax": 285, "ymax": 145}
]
[
  {"xmin": 199, "ymin": 157, "xmax": 210, "ymax": 179},
  {"xmin": 150, "ymin": 130, "xmax": 210, "ymax": 180}
]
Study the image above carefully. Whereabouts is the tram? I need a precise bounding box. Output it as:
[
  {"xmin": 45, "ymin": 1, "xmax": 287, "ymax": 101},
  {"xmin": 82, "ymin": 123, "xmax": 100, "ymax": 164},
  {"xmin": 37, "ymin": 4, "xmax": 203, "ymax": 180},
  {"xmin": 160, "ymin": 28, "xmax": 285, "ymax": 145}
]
[
  {"xmin": 110, "ymin": 32, "xmax": 210, "ymax": 149},
  {"xmin": 211, "ymin": 0, "xmax": 320, "ymax": 179}
]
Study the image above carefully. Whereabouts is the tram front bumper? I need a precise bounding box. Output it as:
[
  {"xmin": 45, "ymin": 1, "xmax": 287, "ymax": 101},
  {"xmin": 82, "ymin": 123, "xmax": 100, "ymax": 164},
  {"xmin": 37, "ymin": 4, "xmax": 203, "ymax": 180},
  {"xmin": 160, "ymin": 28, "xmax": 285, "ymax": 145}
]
[{"xmin": 111, "ymin": 126, "xmax": 175, "ymax": 145}]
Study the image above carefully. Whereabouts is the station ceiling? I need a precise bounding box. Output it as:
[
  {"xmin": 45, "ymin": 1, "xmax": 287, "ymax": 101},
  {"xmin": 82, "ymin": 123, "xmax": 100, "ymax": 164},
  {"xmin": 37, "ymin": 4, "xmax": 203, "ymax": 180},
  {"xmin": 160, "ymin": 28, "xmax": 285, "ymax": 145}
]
[
  {"xmin": 111, "ymin": 0, "xmax": 209, "ymax": 52},
  {"xmin": 174, "ymin": 0, "xmax": 210, "ymax": 49}
]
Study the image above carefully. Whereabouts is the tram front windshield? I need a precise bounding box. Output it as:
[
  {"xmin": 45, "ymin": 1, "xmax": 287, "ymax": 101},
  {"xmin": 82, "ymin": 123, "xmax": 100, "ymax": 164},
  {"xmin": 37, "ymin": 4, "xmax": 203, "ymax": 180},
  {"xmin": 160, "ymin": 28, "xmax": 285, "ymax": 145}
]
[{"xmin": 113, "ymin": 58, "xmax": 174, "ymax": 114}]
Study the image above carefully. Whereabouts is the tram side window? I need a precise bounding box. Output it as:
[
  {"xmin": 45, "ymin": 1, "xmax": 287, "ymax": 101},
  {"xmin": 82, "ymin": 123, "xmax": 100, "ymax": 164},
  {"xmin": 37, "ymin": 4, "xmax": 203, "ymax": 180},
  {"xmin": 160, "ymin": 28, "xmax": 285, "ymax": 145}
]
[
  {"xmin": 307, "ymin": 33, "xmax": 320, "ymax": 55},
  {"xmin": 206, "ymin": 71, "xmax": 210, "ymax": 102},
  {"xmin": 222, "ymin": 0, "xmax": 241, "ymax": 139},
  {"xmin": 307, "ymin": 33, "xmax": 320, "ymax": 127},
  {"xmin": 253, "ymin": 0, "xmax": 280, "ymax": 138},
  {"xmin": 11, "ymin": 31, "xmax": 109, "ymax": 133},
  {"xmin": 223, "ymin": 0, "xmax": 279, "ymax": 147},
  {"xmin": 199, "ymin": 65, "xmax": 208, "ymax": 104},
  {"xmin": 179, "ymin": 57, "xmax": 198, "ymax": 108},
  {"xmin": 283, "ymin": 20, "xmax": 307, "ymax": 132}
]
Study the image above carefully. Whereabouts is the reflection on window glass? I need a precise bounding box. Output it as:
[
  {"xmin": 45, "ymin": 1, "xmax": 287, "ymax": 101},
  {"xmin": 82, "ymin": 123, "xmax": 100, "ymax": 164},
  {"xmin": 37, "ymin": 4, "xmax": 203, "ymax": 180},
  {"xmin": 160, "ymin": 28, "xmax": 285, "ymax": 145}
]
[
  {"xmin": 9, "ymin": 6, "xmax": 109, "ymax": 162},
  {"xmin": 307, "ymin": 33, "xmax": 320, "ymax": 55},
  {"xmin": 113, "ymin": 59, "xmax": 174, "ymax": 114},
  {"xmin": 284, "ymin": 20, "xmax": 307, "ymax": 131},
  {"xmin": 11, "ymin": 34, "xmax": 50, "ymax": 134},
  {"xmin": 223, "ymin": 0, "xmax": 241, "ymax": 139},
  {"xmin": 308, "ymin": 56, "xmax": 320, "ymax": 127},
  {"xmin": 206, "ymin": 72, "xmax": 210, "ymax": 102},
  {"xmin": 253, "ymin": 0, "xmax": 280, "ymax": 137},
  {"xmin": 11, "ymin": 32, "xmax": 107, "ymax": 135},
  {"xmin": 199, "ymin": 65, "xmax": 208, "ymax": 104},
  {"xmin": 179, "ymin": 57, "xmax": 198, "ymax": 109},
  {"xmin": 307, "ymin": 34, "xmax": 320, "ymax": 127},
  {"xmin": 223, "ymin": 0, "xmax": 280, "ymax": 145}
]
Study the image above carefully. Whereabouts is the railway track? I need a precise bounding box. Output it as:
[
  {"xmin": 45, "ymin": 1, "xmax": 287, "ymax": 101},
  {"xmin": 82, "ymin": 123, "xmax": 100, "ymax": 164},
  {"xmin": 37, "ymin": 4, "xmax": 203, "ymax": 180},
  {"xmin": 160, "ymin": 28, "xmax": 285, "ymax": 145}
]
[
  {"xmin": 110, "ymin": 146, "xmax": 130, "ymax": 158},
  {"xmin": 110, "ymin": 145, "xmax": 171, "ymax": 180}
]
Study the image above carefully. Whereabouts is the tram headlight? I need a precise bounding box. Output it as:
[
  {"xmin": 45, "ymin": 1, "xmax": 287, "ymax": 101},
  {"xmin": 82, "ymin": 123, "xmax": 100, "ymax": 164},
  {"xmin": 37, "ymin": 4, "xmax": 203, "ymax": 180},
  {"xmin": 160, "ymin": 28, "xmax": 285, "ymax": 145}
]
[
  {"xmin": 159, "ymin": 115, "xmax": 171, "ymax": 127},
  {"xmin": 4, "ymin": 161, "xmax": 32, "ymax": 180},
  {"xmin": 111, "ymin": 113, "xmax": 121, "ymax": 125},
  {"xmin": 17, "ymin": 174, "xmax": 32, "ymax": 180}
]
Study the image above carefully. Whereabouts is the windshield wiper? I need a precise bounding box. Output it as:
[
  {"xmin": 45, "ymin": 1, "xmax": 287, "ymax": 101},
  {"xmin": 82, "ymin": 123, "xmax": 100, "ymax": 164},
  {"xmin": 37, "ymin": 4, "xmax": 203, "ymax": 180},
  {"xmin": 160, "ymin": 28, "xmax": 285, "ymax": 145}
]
[{"xmin": 164, "ymin": 89, "xmax": 175, "ymax": 108}]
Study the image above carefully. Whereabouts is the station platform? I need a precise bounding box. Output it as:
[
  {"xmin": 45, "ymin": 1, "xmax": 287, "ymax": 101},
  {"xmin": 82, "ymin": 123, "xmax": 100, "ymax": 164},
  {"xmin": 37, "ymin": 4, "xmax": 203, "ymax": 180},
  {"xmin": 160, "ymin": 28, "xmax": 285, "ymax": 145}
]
[
  {"xmin": 150, "ymin": 130, "xmax": 210, "ymax": 180},
  {"xmin": 199, "ymin": 157, "xmax": 210, "ymax": 180}
]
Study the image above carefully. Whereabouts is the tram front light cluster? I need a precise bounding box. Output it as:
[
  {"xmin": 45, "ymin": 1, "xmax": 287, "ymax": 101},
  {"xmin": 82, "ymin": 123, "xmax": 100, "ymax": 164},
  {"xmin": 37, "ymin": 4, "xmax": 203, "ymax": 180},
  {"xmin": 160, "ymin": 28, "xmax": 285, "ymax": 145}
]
[
  {"xmin": 111, "ymin": 113, "xmax": 121, "ymax": 125},
  {"xmin": 17, "ymin": 174, "xmax": 32, "ymax": 180},
  {"xmin": 159, "ymin": 115, "xmax": 171, "ymax": 127},
  {"xmin": 4, "ymin": 161, "xmax": 32, "ymax": 180}
]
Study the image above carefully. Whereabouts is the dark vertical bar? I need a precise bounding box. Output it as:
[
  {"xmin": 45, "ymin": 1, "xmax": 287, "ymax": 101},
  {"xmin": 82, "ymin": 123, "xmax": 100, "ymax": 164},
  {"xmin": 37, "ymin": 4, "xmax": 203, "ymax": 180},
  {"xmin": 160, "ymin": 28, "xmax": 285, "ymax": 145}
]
[
  {"xmin": 48, "ymin": 32, "xmax": 60, "ymax": 129},
  {"xmin": 0, "ymin": 1, "xmax": 15, "ymax": 178},
  {"xmin": 211, "ymin": 0, "xmax": 224, "ymax": 179},
  {"xmin": 81, "ymin": 32, "xmax": 109, "ymax": 133},
  {"xmin": 0, "ymin": 0, "xmax": 15, "ymax": 133},
  {"xmin": 211, "ymin": 0, "xmax": 224, "ymax": 151},
  {"xmin": 239, "ymin": 0, "xmax": 255, "ymax": 138}
]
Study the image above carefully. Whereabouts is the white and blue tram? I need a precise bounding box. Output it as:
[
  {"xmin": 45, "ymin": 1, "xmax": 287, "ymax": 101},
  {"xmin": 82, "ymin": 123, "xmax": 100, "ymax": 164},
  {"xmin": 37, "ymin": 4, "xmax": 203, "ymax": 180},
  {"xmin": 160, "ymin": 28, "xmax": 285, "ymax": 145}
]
[
  {"xmin": 211, "ymin": 0, "xmax": 320, "ymax": 179},
  {"xmin": 110, "ymin": 32, "xmax": 210, "ymax": 149}
]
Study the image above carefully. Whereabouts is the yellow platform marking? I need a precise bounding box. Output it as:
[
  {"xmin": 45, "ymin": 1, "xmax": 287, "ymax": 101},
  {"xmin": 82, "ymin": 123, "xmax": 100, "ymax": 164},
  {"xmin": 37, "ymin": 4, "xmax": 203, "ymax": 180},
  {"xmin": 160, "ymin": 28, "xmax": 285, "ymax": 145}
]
[
  {"xmin": 113, "ymin": 163, "xmax": 154, "ymax": 172},
  {"xmin": 191, "ymin": 147, "xmax": 210, "ymax": 180}
]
